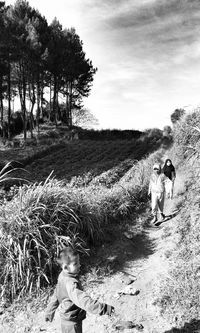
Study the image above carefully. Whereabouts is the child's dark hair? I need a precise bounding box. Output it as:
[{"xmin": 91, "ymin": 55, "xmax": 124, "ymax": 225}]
[{"xmin": 57, "ymin": 246, "xmax": 79, "ymax": 266}]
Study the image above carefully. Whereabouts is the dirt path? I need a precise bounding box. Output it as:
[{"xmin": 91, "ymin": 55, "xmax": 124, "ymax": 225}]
[
  {"xmin": 35, "ymin": 170, "xmax": 184, "ymax": 333},
  {"xmin": 0, "ymin": 169, "xmax": 185, "ymax": 333}
]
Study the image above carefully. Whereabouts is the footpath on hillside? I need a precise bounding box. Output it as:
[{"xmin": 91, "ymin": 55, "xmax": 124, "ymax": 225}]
[
  {"xmin": 80, "ymin": 169, "xmax": 185, "ymax": 333},
  {"xmin": 0, "ymin": 168, "xmax": 185, "ymax": 333}
]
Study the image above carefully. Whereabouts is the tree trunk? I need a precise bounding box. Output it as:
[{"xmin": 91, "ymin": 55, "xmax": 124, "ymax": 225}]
[
  {"xmin": 29, "ymin": 112, "xmax": 34, "ymax": 138},
  {"xmin": 56, "ymin": 91, "xmax": 61, "ymax": 123},
  {"xmin": 19, "ymin": 63, "xmax": 27, "ymax": 141},
  {"xmin": 49, "ymin": 77, "xmax": 52, "ymax": 121},
  {"xmin": 64, "ymin": 91, "xmax": 68, "ymax": 124},
  {"xmin": 40, "ymin": 74, "xmax": 44, "ymax": 122},
  {"xmin": 0, "ymin": 75, "xmax": 4, "ymax": 128},
  {"xmin": 36, "ymin": 78, "xmax": 40, "ymax": 133},
  {"xmin": 30, "ymin": 102, "xmax": 35, "ymax": 138},
  {"xmin": 65, "ymin": 82, "xmax": 70, "ymax": 125},
  {"xmin": 28, "ymin": 82, "xmax": 36, "ymax": 138},
  {"xmin": 69, "ymin": 81, "xmax": 73, "ymax": 128},
  {"xmin": 52, "ymin": 75, "xmax": 57, "ymax": 125},
  {"xmin": 7, "ymin": 61, "xmax": 11, "ymax": 140}
]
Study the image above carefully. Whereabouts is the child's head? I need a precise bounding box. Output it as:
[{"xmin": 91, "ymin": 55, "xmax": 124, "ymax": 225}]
[
  {"xmin": 165, "ymin": 159, "xmax": 172, "ymax": 166},
  {"xmin": 153, "ymin": 163, "xmax": 161, "ymax": 174},
  {"xmin": 57, "ymin": 246, "xmax": 80, "ymax": 275}
]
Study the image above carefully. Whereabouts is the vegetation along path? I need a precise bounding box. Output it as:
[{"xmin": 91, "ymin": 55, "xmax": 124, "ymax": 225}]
[{"xmin": 0, "ymin": 163, "xmax": 185, "ymax": 333}]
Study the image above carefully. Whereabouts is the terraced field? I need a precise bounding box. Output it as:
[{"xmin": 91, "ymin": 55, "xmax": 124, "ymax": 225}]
[{"xmin": 25, "ymin": 137, "xmax": 161, "ymax": 183}]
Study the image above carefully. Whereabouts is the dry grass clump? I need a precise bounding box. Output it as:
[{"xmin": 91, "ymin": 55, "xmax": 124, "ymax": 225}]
[{"xmin": 172, "ymin": 108, "xmax": 200, "ymax": 162}]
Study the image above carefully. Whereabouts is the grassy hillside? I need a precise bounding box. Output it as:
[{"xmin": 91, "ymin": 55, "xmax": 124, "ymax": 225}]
[
  {"xmin": 156, "ymin": 109, "xmax": 200, "ymax": 328},
  {"xmin": 0, "ymin": 128, "xmax": 165, "ymax": 303}
]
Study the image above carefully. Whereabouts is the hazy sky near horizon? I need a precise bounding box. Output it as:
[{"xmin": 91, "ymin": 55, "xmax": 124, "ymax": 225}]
[{"xmin": 6, "ymin": 0, "xmax": 200, "ymax": 130}]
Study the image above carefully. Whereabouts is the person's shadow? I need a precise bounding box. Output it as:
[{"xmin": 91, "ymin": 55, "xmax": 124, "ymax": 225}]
[
  {"xmin": 163, "ymin": 318, "xmax": 200, "ymax": 332},
  {"xmin": 154, "ymin": 209, "xmax": 180, "ymax": 227}
]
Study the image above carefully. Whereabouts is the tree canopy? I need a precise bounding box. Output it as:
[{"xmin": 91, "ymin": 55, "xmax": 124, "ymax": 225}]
[
  {"xmin": 0, "ymin": 0, "xmax": 97, "ymax": 139},
  {"xmin": 171, "ymin": 108, "xmax": 185, "ymax": 125}
]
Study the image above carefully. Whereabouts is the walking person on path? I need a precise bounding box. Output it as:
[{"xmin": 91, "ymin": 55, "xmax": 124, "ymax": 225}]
[
  {"xmin": 148, "ymin": 163, "xmax": 167, "ymax": 224},
  {"xmin": 162, "ymin": 159, "xmax": 176, "ymax": 199},
  {"xmin": 45, "ymin": 246, "xmax": 114, "ymax": 333}
]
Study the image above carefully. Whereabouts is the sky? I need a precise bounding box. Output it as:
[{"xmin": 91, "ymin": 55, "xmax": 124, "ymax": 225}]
[{"xmin": 6, "ymin": 0, "xmax": 200, "ymax": 130}]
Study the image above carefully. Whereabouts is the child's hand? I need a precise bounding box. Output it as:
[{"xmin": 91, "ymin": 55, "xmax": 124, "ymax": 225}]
[{"xmin": 105, "ymin": 305, "xmax": 115, "ymax": 316}]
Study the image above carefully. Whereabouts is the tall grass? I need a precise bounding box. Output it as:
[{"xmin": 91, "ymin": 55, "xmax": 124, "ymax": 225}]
[
  {"xmin": 172, "ymin": 107, "xmax": 200, "ymax": 162},
  {"xmin": 157, "ymin": 169, "xmax": 200, "ymax": 327},
  {"xmin": 0, "ymin": 147, "xmax": 164, "ymax": 302},
  {"xmin": 0, "ymin": 179, "xmax": 90, "ymax": 301},
  {"xmin": 156, "ymin": 108, "xmax": 200, "ymax": 328}
]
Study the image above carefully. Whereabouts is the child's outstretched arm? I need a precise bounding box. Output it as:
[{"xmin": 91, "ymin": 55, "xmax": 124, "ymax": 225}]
[
  {"xmin": 66, "ymin": 280, "xmax": 114, "ymax": 316},
  {"xmin": 45, "ymin": 287, "xmax": 59, "ymax": 322}
]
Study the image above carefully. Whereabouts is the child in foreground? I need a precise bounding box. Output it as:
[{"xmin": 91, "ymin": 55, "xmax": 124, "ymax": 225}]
[{"xmin": 45, "ymin": 246, "xmax": 115, "ymax": 333}]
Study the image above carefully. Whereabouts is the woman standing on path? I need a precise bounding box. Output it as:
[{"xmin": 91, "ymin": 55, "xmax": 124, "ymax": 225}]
[
  {"xmin": 148, "ymin": 163, "xmax": 167, "ymax": 224},
  {"xmin": 162, "ymin": 159, "xmax": 176, "ymax": 199}
]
